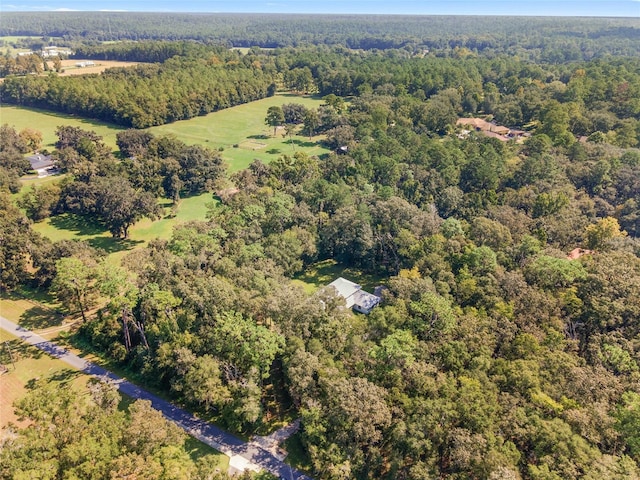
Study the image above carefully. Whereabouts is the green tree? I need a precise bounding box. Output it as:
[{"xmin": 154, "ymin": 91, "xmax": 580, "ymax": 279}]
[
  {"xmin": 51, "ymin": 256, "xmax": 98, "ymax": 322},
  {"xmin": 584, "ymin": 217, "xmax": 627, "ymax": 250},
  {"xmin": 616, "ymin": 392, "xmax": 640, "ymax": 462},
  {"xmin": 95, "ymin": 177, "xmax": 160, "ymax": 238},
  {"xmin": 265, "ymin": 105, "xmax": 285, "ymax": 136}
]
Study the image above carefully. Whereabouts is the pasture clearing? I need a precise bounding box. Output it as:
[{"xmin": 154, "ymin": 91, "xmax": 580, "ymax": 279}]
[
  {"xmin": 0, "ymin": 105, "xmax": 124, "ymax": 151},
  {"xmin": 30, "ymin": 193, "xmax": 217, "ymax": 265},
  {"xmin": 2, "ymin": 93, "xmax": 328, "ymax": 170},
  {"xmin": 147, "ymin": 93, "xmax": 330, "ymax": 171},
  {"xmin": 48, "ymin": 59, "xmax": 140, "ymax": 77}
]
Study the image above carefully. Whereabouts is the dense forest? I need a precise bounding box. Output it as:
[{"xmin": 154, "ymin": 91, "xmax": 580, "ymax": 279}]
[
  {"xmin": 2, "ymin": 13, "xmax": 640, "ymax": 480},
  {"xmin": 1, "ymin": 13, "xmax": 640, "ymax": 61}
]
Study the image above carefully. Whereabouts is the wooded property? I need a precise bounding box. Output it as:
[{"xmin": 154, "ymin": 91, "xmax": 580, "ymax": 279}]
[{"xmin": 1, "ymin": 11, "xmax": 640, "ymax": 480}]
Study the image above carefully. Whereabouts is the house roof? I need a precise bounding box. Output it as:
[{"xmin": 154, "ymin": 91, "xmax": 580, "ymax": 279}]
[
  {"xmin": 329, "ymin": 277, "xmax": 361, "ymax": 308},
  {"xmin": 491, "ymin": 125, "xmax": 510, "ymax": 135},
  {"xmin": 483, "ymin": 131, "xmax": 509, "ymax": 141},
  {"xmin": 353, "ymin": 290, "xmax": 381, "ymax": 311},
  {"xmin": 27, "ymin": 154, "xmax": 54, "ymax": 170},
  {"xmin": 457, "ymin": 118, "xmax": 494, "ymax": 130}
]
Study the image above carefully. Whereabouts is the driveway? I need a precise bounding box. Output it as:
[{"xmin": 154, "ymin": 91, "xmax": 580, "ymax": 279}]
[{"xmin": 0, "ymin": 316, "xmax": 312, "ymax": 480}]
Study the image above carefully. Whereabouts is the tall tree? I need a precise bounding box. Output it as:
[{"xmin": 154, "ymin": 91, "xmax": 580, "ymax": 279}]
[
  {"xmin": 265, "ymin": 105, "xmax": 285, "ymax": 136},
  {"xmin": 51, "ymin": 256, "xmax": 98, "ymax": 322}
]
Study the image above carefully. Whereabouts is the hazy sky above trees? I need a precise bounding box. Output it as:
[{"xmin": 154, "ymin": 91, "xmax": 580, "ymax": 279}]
[{"xmin": 2, "ymin": 0, "xmax": 639, "ymax": 16}]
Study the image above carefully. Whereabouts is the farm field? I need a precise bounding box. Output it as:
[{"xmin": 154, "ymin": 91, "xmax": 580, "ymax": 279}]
[
  {"xmin": 1, "ymin": 93, "xmax": 329, "ymax": 170},
  {"xmin": 147, "ymin": 93, "xmax": 330, "ymax": 171},
  {"xmin": 0, "ymin": 105, "xmax": 124, "ymax": 151},
  {"xmin": 47, "ymin": 59, "xmax": 140, "ymax": 76}
]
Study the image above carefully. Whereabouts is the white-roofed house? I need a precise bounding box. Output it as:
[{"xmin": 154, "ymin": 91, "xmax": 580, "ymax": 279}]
[{"xmin": 328, "ymin": 277, "xmax": 381, "ymax": 314}]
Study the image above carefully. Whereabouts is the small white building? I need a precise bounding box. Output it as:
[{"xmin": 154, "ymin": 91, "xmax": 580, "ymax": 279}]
[{"xmin": 328, "ymin": 277, "xmax": 381, "ymax": 314}]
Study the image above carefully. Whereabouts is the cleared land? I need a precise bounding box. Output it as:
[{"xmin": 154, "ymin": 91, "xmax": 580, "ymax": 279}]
[
  {"xmin": 47, "ymin": 59, "xmax": 140, "ymax": 76},
  {"xmin": 12, "ymin": 93, "xmax": 327, "ymax": 259},
  {"xmin": 147, "ymin": 93, "xmax": 329, "ymax": 171},
  {"xmin": 30, "ymin": 194, "xmax": 217, "ymax": 266},
  {"xmin": 1, "ymin": 93, "xmax": 328, "ymax": 170},
  {"xmin": 0, "ymin": 105, "xmax": 124, "ymax": 150}
]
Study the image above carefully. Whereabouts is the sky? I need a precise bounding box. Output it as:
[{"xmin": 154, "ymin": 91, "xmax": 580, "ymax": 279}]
[{"xmin": 1, "ymin": 0, "xmax": 639, "ymax": 16}]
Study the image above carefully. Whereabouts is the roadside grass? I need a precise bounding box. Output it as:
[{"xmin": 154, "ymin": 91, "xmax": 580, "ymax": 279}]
[
  {"xmin": 0, "ymin": 295, "xmax": 229, "ymax": 470},
  {"xmin": 0, "ymin": 327, "xmax": 89, "ymax": 428},
  {"xmin": 0, "ymin": 105, "xmax": 124, "ymax": 151},
  {"xmin": 292, "ymin": 259, "xmax": 385, "ymax": 293}
]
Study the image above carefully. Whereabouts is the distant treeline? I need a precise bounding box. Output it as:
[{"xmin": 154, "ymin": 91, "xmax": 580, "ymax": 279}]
[
  {"xmin": 2, "ymin": 12, "xmax": 639, "ymax": 61},
  {"xmin": 0, "ymin": 48, "xmax": 275, "ymax": 128},
  {"xmin": 2, "ymin": 43, "xmax": 639, "ymax": 131}
]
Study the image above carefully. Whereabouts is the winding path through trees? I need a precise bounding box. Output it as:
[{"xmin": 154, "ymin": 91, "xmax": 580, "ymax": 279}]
[{"xmin": 0, "ymin": 316, "xmax": 312, "ymax": 480}]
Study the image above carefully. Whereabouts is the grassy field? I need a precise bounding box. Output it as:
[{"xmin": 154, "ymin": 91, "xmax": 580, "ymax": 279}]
[
  {"xmin": 30, "ymin": 193, "xmax": 217, "ymax": 265},
  {"xmin": 12, "ymin": 93, "xmax": 326, "ymax": 258},
  {"xmin": 147, "ymin": 93, "xmax": 329, "ymax": 171},
  {"xmin": 0, "ymin": 105, "xmax": 124, "ymax": 151},
  {"xmin": 1, "ymin": 93, "xmax": 328, "ymax": 171}
]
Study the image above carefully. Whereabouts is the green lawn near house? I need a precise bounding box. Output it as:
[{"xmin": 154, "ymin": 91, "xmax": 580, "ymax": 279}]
[{"xmin": 292, "ymin": 259, "xmax": 385, "ymax": 294}]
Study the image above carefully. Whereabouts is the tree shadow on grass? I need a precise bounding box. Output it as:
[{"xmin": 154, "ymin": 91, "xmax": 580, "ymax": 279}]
[
  {"xmin": 1, "ymin": 339, "xmax": 44, "ymax": 363},
  {"xmin": 49, "ymin": 213, "xmax": 107, "ymax": 236},
  {"xmin": 247, "ymin": 134, "xmax": 270, "ymax": 140},
  {"xmin": 87, "ymin": 236, "xmax": 142, "ymax": 254},
  {"xmin": 290, "ymin": 139, "xmax": 318, "ymax": 148},
  {"xmin": 47, "ymin": 368, "xmax": 81, "ymax": 383},
  {"xmin": 19, "ymin": 305, "xmax": 65, "ymax": 331}
]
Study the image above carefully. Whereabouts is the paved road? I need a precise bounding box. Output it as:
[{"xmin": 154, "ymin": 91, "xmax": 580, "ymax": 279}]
[{"xmin": 0, "ymin": 316, "xmax": 312, "ymax": 480}]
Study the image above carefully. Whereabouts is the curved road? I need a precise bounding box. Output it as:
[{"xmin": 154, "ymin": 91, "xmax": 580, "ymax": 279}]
[{"xmin": 0, "ymin": 316, "xmax": 312, "ymax": 480}]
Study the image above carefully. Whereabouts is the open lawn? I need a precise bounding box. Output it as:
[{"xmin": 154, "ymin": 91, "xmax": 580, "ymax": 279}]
[
  {"xmin": 147, "ymin": 93, "xmax": 330, "ymax": 171},
  {"xmin": 31, "ymin": 194, "xmax": 217, "ymax": 264},
  {"xmin": 2, "ymin": 93, "xmax": 328, "ymax": 171},
  {"xmin": 0, "ymin": 105, "xmax": 124, "ymax": 151},
  {"xmin": 292, "ymin": 259, "xmax": 385, "ymax": 294}
]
